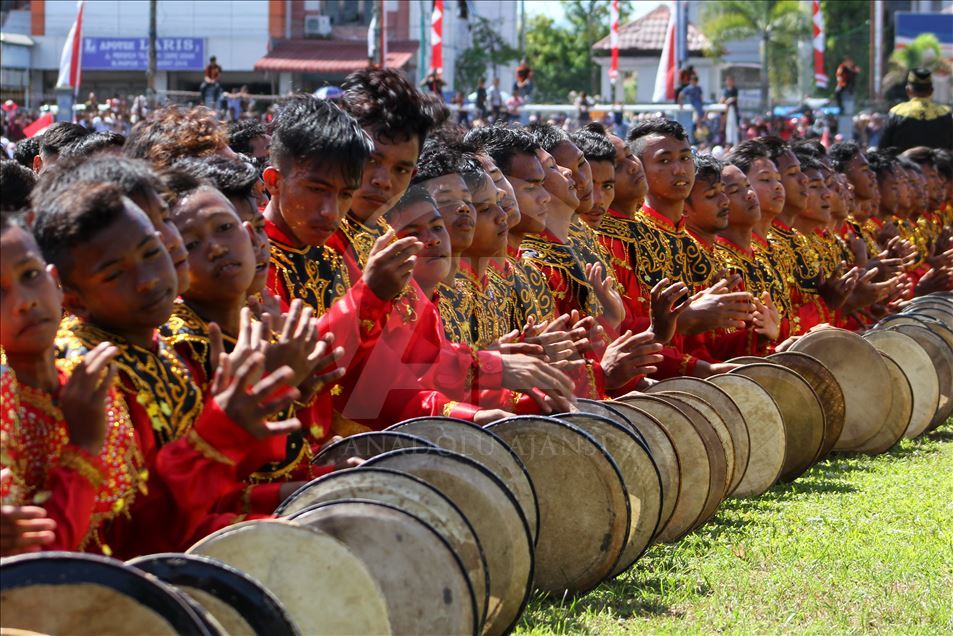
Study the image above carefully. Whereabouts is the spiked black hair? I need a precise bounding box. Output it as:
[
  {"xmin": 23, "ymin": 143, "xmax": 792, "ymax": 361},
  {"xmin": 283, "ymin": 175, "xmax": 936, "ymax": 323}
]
[
  {"xmin": 269, "ymin": 94, "xmax": 373, "ymax": 188},
  {"xmin": 627, "ymin": 118, "xmax": 687, "ymax": 159},
  {"xmin": 570, "ymin": 129, "xmax": 616, "ymax": 165},
  {"xmin": 464, "ymin": 125, "xmax": 541, "ymax": 174}
]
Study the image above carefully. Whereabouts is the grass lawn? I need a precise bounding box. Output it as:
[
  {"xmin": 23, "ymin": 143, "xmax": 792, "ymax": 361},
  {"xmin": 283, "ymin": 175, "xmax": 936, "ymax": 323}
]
[{"xmin": 516, "ymin": 424, "xmax": 953, "ymax": 634}]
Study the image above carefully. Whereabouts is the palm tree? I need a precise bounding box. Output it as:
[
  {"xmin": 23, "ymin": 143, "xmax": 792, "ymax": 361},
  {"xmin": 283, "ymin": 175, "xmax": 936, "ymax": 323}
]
[
  {"xmin": 883, "ymin": 33, "xmax": 951, "ymax": 92},
  {"xmin": 700, "ymin": 0, "xmax": 808, "ymax": 112}
]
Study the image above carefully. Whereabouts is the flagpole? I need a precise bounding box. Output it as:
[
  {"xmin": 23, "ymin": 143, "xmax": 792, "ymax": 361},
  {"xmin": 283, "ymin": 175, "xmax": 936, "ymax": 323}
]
[
  {"xmin": 609, "ymin": 0, "xmax": 619, "ymax": 102},
  {"xmin": 147, "ymin": 0, "xmax": 157, "ymax": 108},
  {"xmin": 55, "ymin": 0, "xmax": 84, "ymax": 122},
  {"xmin": 379, "ymin": 0, "xmax": 387, "ymax": 68}
]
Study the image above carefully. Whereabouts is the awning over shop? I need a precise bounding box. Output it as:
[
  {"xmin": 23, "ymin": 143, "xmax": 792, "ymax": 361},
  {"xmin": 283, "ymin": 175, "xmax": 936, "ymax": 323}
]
[{"xmin": 254, "ymin": 39, "xmax": 418, "ymax": 74}]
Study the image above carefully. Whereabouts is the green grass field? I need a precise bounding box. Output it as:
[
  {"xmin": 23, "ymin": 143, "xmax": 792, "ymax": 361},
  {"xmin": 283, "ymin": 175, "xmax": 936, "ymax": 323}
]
[{"xmin": 517, "ymin": 424, "xmax": 953, "ymax": 635}]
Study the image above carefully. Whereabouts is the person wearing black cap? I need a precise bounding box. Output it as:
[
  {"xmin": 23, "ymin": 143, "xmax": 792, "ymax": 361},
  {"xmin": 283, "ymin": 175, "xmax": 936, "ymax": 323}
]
[{"xmin": 879, "ymin": 68, "xmax": 953, "ymax": 152}]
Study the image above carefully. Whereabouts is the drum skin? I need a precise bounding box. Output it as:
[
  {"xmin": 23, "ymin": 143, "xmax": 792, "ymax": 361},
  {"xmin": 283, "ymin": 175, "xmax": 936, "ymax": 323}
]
[{"xmin": 487, "ymin": 416, "xmax": 628, "ymax": 596}]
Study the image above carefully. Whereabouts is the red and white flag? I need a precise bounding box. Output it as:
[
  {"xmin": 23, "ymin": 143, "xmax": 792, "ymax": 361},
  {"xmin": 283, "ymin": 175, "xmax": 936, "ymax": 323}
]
[
  {"xmin": 24, "ymin": 113, "xmax": 54, "ymax": 138},
  {"xmin": 812, "ymin": 0, "xmax": 828, "ymax": 89},
  {"xmin": 609, "ymin": 0, "xmax": 620, "ymax": 83},
  {"xmin": 430, "ymin": 0, "xmax": 443, "ymax": 75},
  {"xmin": 652, "ymin": 5, "xmax": 676, "ymax": 102},
  {"xmin": 56, "ymin": 0, "xmax": 85, "ymax": 94}
]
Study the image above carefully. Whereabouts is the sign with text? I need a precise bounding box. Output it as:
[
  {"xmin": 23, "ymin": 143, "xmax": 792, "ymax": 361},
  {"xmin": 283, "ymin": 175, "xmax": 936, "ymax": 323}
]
[{"xmin": 82, "ymin": 37, "xmax": 205, "ymax": 71}]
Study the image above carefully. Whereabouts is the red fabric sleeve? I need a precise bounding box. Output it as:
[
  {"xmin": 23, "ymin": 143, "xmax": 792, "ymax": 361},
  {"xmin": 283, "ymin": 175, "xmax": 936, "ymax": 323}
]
[{"xmin": 41, "ymin": 446, "xmax": 101, "ymax": 551}]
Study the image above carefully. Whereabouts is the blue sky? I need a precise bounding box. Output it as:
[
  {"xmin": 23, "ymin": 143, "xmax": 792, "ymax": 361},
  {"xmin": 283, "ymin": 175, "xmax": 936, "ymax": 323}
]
[{"xmin": 524, "ymin": 0, "xmax": 662, "ymax": 26}]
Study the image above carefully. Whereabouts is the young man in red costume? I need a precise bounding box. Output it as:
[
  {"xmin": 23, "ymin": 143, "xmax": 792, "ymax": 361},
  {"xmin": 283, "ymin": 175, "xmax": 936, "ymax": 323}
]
[
  {"xmin": 520, "ymin": 124, "xmax": 669, "ymax": 395},
  {"xmin": 2, "ymin": 211, "xmax": 137, "ymax": 553},
  {"xmin": 616, "ymin": 119, "xmax": 755, "ymax": 376},
  {"xmin": 719, "ymin": 143, "xmax": 795, "ymax": 341},
  {"xmin": 34, "ymin": 184, "xmax": 300, "ymax": 558},
  {"xmin": 761, "ymin": 137, "xmax": 856, "ymax": 333},
  {"xmin": 683, "ymin": 154, "xmax": 780, "ymax": 356},
  {"xmin": 159, "ymin": 169, "xmax": 346, "ymax": 513}
]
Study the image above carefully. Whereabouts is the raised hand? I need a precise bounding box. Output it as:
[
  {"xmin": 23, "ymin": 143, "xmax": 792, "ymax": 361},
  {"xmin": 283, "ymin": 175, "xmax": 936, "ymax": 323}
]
[
  {"xmin": 473, "ymin": 409, "xmax": 515, "ymax": 426},
  {"xmin": 60, "ymin": 342, "xmax": 120, "ymax": 455},
  {"xmin": 246, "ymin": 291, "xmax": 285, "ymax": 327},
  {"xmin": 585, "ymin": 262, "xmax": 625, "ymax": 331},
  {"xmin": 210, "ymin": 350, "xmax": 301, "ymax": 439},
  {"xmin": 0, "ymin": 501, "xmax": 56, "ymax": 556},
  {"xmin": 363, "ymin": 230, "xmax": 423, "ymax": 300},
  {"xmin": 819, "ymin": 263, "xmax": 858, "ymax": 310},
  {"xmin": 751, "ymin": 292, "xmax": 780, "ymax": 342},
  {"xmin": 295, "ymin": 332, "xmax": 346, "ymax": 402},
  {"xmin": 648, "ymin": 278, "xmax": 690, "ymax": 344},
  {"xmin": 844, "ymin": 230, "xmax": 869, "ymax": 267},
  {"xmin": 914, "ymin": 265, "xmax": 953, "ymax": 296},
  {"xmin": 500, "ymin": 353, "xmax": 576, "ymax": 413},
  {"xmin": 263, "ymin": 299, "xmax": 343, "ymax": 388},
  {"xmin": 678, "ymin": 279, "xmax": 755, "ymax": 335},
  {"xmin": 485, "ymin": 330, "xmax": 546, "ymax": 357},
  {"xmin": 601, "ymin": 330, "xmax": 665, "ymax": 389}
]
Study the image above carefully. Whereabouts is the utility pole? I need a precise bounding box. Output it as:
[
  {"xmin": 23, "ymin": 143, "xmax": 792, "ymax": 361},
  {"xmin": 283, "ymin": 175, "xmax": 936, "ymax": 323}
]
[
  {"xmin": 519, "ymin": 0, "xmax": 525, "ymax": 59},
  {"xmin": 147, "ymin": 0, "xmax": 157, "ymax": 107}
]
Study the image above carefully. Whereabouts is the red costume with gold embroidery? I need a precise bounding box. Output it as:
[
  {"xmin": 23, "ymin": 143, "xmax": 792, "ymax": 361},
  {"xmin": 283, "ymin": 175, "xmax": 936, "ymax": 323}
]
[
  {"xmin": 1, "ymin": 351, "xmax": 145, "ymax": 553},
  {"xmin": 684, "ymin": 230, "xmax": 769, "ymax": 359},
  {"xmin": 716, "ymin": 235, "xmax": 793, "ymax": 342},
  {"xmin": 270, "ymin": 218, "xmax": 488, "ymax": 432},
  {"xmin": 767, "ymin": 219, "xmax": 832, "ymax": 332},
  {"xmin": 55, "ymin": 320, "xmax": 285, "ymax": 558},
  {"xmin": 160, "ymin": 301, "xmax": 332, "ymax": 514},
  {"xmin": 594, "ymin": 207, "xmax": 715, "ymax": 376}
]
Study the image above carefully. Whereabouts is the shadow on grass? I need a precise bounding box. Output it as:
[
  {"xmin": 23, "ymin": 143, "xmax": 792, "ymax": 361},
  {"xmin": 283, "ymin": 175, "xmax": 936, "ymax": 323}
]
[
  {"xmin": 521, "ymin": 576, "xmax": 683, "ymax": 630},
  {"xmin": 516, "ymin": 424, "xmax": 952, "ymax": 632}
]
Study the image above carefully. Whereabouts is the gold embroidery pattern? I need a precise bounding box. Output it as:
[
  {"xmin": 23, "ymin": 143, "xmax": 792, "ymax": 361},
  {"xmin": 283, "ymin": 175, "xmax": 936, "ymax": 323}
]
[
  {"xmin": 162, "ymin": 302, "xmax": 310, "ymax": 482},
  {"xmin": 457, "ymin": 266, "xmax": 508, "ymax": 348},
  {"xmin": 486, "ymin": 263, "xmax": 517, "ymax": 335},
  {"xmin": 521, "ymin": 234, "xmax": 603, "ymax": 317},
  {"xmin": 768, "ymin": 224, "xmax": 823, "ymax": 294},
  {"xmin": 847, "ymin": 217, "xmax": 880, "ymax": 258},
  {"xmin": 160, "ymin": 301, "xmax": 213, "ymax": 391},
  {"xmin": 270, "ymin": 239, "xmax": 351, "ymax": 316},
  {"xmin": 441, "ymin": 401, "xmax": 459, "ymax": 417},
  {"xmin": 0, "ymin": 353, "xmax": 145, "ymax": 550},
  {"xmin": 506, "ymin": 254, "xmax": 557, "ymax": 327},
  {"xmin": 436, "ymin": 281, "xmax": 477, "ymax": 347},
  {"xmin": 249, "ymin": 431, "xmax": 312, "ymax": 482},
  {"xmin": 187, "ymin": 428, "xmax": 236, "ymax": 466},
  {"xmin": 60, "ymin": 448, "xmax": 104, "ymax": 488},
  {"xmin": 339, "ymin": 215, "xmax": 392, "ymax": 270},
  {"xmin": 569, "ymin": 223, "xmax": 614, "ymax": 273},
  {"xmin": 598, "ymin": 211, "xmax": 717, "ymax": 295},
  {"xmin": 716, "ymin": 241, "xmax": 794, "ymax": 320},
  {"xmin": 56, "ymin": 322, "xmax": 201, "ymax": 447}
]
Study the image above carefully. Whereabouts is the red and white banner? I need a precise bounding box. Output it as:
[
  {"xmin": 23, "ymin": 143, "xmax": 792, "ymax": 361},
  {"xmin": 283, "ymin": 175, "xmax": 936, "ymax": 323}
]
[
  {"xmin": 609, "ymin": 0, "xmax": 619, "ymax": 83},
  {"xmin": 430, "ymin": 0, "xmax": 443, "ymax": 74},
  {"xmin": 812, "ymin": 0, "xmax": 828, "ymax": 89},
  {"xmin": 56, "ymin": 0, "xmax": 85, "ymax": 94},
  {"xmin": 652, "ymin": 6, "xmax": 676, "ymax": 102}
]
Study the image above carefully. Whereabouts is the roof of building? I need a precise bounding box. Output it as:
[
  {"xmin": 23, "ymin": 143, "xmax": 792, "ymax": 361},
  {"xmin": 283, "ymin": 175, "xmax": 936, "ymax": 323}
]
[
  {"xmin": 255, "ymin": 39, "xmax": 418, "ymax": 74},
  {"xmin": 592, "ymin": 4, "xmax": 709, "ymax": 56}
]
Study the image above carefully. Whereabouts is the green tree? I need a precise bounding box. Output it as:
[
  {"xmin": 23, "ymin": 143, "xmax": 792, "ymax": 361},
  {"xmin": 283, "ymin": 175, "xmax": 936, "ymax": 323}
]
[
  {"xmin": 564, "ymin": 0, "xmax": 631, "ymax": 96},
  {"xmin": 883, "ymin": 33, "xmax": 951, "ymax": 93},
  {"xmin": 701, "ymin": 0, "xmax": 808, "ymax": 110},
  {"xmin": 455, "ymin": 16, "xmax": 520, "ymax": 95},
  {"xmin": 822, "ymin": 0, "xmax": 869, "ymax": 101},
  {"xmin": 524, "ymin": 14, "xmax": 589, "ymax": 103}
]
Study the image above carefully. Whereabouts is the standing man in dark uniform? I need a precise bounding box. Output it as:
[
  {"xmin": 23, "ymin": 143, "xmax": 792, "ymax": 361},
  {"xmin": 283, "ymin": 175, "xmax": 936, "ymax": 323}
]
[{"xmin": 880, "ymin": 68, "xmax": 953, "ymax": 152}]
